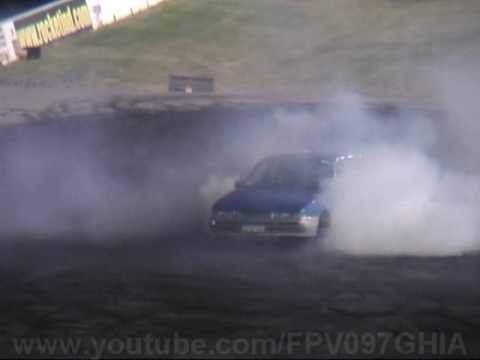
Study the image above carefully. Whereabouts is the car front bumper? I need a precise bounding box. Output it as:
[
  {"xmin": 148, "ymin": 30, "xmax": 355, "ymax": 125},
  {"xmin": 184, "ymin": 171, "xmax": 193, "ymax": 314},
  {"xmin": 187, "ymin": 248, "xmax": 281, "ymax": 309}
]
[{"xmin": 209, "ymin": 215, "xmax": 320, "ymax": 238}]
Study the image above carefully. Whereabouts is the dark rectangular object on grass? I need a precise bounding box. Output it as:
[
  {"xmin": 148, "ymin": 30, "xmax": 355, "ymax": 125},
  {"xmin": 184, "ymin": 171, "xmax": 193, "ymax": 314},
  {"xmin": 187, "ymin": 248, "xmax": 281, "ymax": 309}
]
[
  {"xmin": 26, "ymin": 46, "xmax": 41, "ymax": 60},
  {"xmin": 168, "ymin": 75, "xmax": 214, "ymax": 94}
]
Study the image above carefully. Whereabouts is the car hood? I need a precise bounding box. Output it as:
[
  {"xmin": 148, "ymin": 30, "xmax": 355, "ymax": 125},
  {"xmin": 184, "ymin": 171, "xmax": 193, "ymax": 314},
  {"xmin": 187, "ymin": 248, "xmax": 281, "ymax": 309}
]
[{"xmin": 213, "ymin": 186, "xmax": 317, "ymax": 213}]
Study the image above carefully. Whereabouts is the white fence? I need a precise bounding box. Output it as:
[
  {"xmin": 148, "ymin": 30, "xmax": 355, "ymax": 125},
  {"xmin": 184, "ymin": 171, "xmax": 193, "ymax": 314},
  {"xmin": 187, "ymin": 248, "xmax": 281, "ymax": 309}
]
[
  {"xmin": 0, "ymin": 20, "xmax": 18, "ymax": 65},
  {"xmin": 86, "ymin": 0, "xmax": 166, "ymax": 30},
  {"xmin": 0, "ymin": 0, "xmax": 168, "ymax": 66}
]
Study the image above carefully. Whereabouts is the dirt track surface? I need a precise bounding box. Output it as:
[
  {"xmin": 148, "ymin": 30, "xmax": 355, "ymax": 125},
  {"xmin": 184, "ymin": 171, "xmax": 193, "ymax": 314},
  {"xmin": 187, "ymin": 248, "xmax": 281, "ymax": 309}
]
[
  {"xmin": 1, "ymin": 241, "xmax": 480, "ymax": 358},
  {"xmin": 0, "ymin": 101, "xmax": 478, "ymax": 358}
]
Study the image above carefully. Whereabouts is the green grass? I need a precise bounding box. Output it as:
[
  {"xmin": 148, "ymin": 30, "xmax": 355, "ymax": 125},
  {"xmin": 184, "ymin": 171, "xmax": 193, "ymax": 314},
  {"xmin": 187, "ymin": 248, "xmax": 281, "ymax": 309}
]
[{"xmin": 2, "ymin": 0, "xmax": 480, "ymax": 100}]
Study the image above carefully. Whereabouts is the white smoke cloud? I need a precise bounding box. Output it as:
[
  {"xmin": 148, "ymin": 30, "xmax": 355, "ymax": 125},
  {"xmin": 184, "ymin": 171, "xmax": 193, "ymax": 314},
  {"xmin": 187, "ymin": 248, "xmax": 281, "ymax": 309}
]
[
  {"xmin": 323, "ymin": 145, "xmax": 480, "ymax": 256},
  {"xmin": 263, "ymin": 80, "xmax": 480, "ymax": 256}
]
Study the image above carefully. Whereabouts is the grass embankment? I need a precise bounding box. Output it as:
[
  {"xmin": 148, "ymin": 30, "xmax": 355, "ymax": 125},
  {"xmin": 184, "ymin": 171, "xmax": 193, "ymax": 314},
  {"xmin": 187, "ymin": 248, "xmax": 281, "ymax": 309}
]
[{"xmin": 2, "ymin": 0, "xmax": 480, "ymax": 101}]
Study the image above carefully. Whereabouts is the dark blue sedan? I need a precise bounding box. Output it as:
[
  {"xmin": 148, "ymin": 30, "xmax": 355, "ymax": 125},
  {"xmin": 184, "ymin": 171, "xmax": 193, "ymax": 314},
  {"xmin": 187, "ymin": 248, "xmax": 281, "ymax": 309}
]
[{"xmin": 210, "ymin": 153, "xmax": 351, "ymax": 240}]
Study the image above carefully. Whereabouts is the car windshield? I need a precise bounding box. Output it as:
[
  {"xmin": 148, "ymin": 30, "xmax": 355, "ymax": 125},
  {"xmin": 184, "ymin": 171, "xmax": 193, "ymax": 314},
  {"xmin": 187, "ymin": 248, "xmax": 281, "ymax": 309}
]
[{"xmin": 242, "ymin": 157, "xmax": 334, "ymax": 190}]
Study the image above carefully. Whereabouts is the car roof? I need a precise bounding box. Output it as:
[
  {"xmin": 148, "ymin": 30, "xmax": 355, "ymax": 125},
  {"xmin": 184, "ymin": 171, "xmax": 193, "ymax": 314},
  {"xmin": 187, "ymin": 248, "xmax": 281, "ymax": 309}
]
[{"xmin": 262, "ymin": 152, "xmax": 345, "ymax": 163}]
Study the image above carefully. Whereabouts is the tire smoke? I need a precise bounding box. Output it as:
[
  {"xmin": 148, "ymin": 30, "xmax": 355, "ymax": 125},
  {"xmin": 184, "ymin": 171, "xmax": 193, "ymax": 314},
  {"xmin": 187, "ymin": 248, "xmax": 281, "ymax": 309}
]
[{"xmin": 267, "ymin": 87, "xmax": 480, "ymax": 256}]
